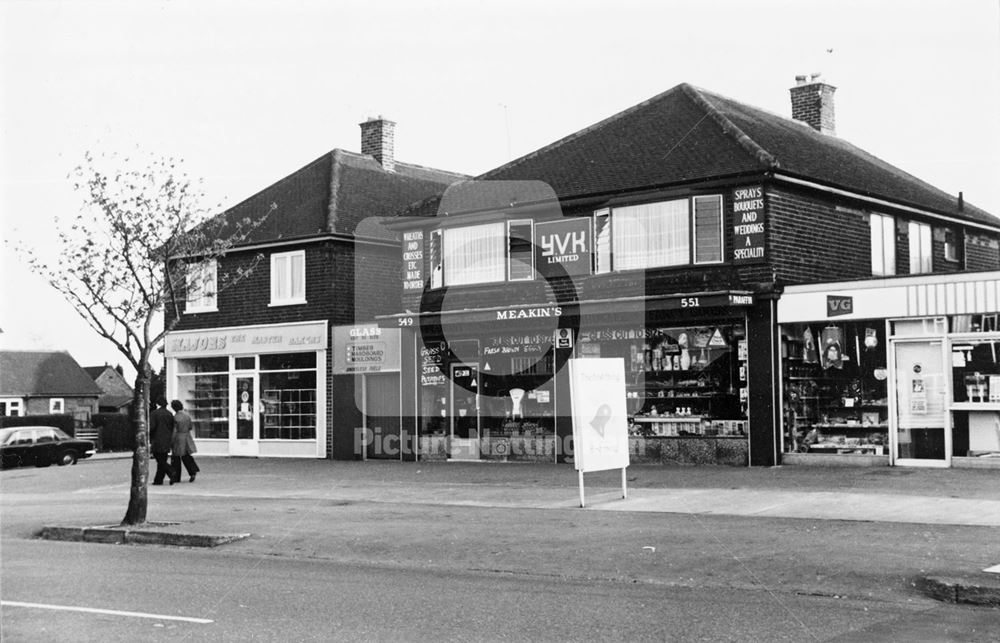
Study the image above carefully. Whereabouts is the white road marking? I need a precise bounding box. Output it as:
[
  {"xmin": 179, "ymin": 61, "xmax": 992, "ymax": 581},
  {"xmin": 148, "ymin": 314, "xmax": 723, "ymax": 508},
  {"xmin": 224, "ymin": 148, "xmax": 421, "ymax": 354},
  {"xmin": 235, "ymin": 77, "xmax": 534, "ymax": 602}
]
[
  {"xmin": 1, "ymin": 600, "xmax": 213, "ymax": 624},
  {"xmin": 984, "ymin": 564, "xmax": 1000, "ymax": 574}
]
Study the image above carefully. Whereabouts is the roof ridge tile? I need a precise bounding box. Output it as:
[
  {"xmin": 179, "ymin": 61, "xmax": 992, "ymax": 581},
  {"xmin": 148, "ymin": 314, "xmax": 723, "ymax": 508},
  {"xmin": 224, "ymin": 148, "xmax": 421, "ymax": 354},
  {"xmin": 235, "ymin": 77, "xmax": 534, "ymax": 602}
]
[{"xmin": 680, "ymin": 84, "xmax": 778, "ymax": 170}]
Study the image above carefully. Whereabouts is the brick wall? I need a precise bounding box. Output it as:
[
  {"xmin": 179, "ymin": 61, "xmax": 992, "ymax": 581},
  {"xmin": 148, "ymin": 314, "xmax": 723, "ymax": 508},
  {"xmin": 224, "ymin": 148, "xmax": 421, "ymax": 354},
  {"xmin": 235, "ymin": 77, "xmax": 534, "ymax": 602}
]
[
  {"xmin": 965, "ymin": 232, "xmax": 1000, "ymax": 271},
  {"xmin": 169, "ymin": 238, "xmax": 401, "ymax": 332},
  {"xmin": 789, "ymin": 81, "xmax": 836, "ymax": 135},
  {"xmin": 767, "ymin": 186, "xmax": 871, "ymax": 284}
]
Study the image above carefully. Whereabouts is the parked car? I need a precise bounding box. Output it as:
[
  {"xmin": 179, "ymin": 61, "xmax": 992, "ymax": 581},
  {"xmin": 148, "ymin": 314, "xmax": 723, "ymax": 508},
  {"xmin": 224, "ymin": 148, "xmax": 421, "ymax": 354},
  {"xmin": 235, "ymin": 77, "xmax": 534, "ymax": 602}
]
[{"xmin": 0, "ymin": 426, "xmax": 97, "ymax": 469}]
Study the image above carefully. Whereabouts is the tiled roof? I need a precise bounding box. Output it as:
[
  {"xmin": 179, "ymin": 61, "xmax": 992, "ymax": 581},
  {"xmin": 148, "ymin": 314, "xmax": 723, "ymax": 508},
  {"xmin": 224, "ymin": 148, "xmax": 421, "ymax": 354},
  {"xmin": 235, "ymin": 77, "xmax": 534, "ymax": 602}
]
[
  {"xmin": 214, "ymin": 150, "xmax": 466, "ymax": 245},
  {"xmin": 82, "ymin": 366, "xmax": 109, "ymax": 379},
  {"xmin": 98, "ymin": 394, "xmax": 133, "ymax": 410},
  {"xmin": 0, "ymin": 350, "xmax": 103, "ymax": 397},
  {"xmin": 475, "ymin": 83, "xmax": 997, "ymax": 226}
]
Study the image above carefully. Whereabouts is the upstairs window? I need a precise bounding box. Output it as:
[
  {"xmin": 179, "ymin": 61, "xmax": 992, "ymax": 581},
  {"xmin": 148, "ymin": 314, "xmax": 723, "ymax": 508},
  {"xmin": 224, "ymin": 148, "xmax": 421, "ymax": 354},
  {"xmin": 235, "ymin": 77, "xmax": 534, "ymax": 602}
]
[
  {"xmin": 908, "ymin": 221, "xmax": 932, "ymax": 274},
  {"xmin": 271, "ymin": 250, "xmax": 306, "ymax": 306},
  {"xmin": 693, "ymin": 195, "xmax": 724, "ymax": 264},
  {"xmin": 595, "ymin": 195, "xmax": 724, "ymax": 272},
  {"xmin": 593, "ymin": 210, "xmax": 611, "ymax": 274},
  {"xmin": 613, "ymin": 199, "xmax": 690, "ymax": 270},
  {"xmin": 185, "ymin": 259, "xmax": 217, "ymax": 313},
  {"xmin": 870, "ymin": 213, "xmax": 896, "ymax": 276},
  {"xmin": 442, "ymin": 223, "xmax": 505, "ymax": 286},
  {"xmin": 507, "ymin": 220, "xmax": 534, "ymax": 281},
  {"xmin": 943, "ymin": 229, "xmax": 960, "ymax": 263}
]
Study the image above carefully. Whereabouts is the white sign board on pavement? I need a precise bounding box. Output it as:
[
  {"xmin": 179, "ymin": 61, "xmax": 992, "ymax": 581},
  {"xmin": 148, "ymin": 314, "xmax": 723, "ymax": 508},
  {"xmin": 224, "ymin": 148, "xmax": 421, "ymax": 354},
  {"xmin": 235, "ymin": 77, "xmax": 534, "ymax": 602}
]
[{"xmin": 568, "ymin": 358, "xmax": 630, "ymax": 507}]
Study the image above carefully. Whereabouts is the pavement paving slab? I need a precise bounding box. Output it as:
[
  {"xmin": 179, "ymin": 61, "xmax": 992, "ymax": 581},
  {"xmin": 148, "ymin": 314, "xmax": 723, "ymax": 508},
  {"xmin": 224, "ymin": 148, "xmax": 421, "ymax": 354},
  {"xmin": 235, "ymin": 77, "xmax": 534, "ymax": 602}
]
[{"xmin": 29, "ymin": 455, "xmax": 1000, "ymax": 606}]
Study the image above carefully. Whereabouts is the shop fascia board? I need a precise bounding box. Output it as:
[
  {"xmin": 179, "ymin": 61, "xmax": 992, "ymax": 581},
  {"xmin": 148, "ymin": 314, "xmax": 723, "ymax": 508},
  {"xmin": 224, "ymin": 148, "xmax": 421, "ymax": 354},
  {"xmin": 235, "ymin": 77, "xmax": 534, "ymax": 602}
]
[
  {"xmin": 378, "ymin": 290, "xmax": 756, "ymax": 327},
  {"xmin": 779, "ymin": 271, "xmax": 1000, "ymax": 324}
]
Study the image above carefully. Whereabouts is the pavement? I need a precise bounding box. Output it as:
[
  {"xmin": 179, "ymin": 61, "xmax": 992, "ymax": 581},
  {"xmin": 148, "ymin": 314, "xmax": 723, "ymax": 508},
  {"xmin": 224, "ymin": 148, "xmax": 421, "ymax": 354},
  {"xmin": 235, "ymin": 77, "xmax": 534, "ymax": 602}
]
[{"xmin": 36, "ymin": 453, "xmax": 1000, "ymax": 607}]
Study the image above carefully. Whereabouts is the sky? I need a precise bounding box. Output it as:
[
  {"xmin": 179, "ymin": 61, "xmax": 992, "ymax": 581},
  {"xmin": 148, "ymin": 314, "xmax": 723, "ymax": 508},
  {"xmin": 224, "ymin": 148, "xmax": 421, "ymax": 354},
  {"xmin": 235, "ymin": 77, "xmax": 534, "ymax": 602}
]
[{"xmin": 2, "ymin": 0, "xmax": 999, "ymax": 383}]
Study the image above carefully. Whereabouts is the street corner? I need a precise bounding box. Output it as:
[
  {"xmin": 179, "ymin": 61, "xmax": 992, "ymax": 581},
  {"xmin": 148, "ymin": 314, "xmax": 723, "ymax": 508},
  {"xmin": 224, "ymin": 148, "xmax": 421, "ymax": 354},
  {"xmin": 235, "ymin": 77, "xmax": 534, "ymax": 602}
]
[
  {"xmin": 38, "ymin": 522, "xmax": 250, "ymax": 548},
  {"xmin": 914, "ymin": 573, "xmax": 1000, "ymax": 607}
]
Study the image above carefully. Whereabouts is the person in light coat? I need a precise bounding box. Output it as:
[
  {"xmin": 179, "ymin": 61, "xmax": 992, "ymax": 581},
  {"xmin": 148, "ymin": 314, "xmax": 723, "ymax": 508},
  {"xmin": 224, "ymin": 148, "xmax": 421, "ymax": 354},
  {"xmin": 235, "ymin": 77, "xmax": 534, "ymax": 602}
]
[{"xmin": 170, "ymin": 399, "xmax": 200, "ymax": 483}]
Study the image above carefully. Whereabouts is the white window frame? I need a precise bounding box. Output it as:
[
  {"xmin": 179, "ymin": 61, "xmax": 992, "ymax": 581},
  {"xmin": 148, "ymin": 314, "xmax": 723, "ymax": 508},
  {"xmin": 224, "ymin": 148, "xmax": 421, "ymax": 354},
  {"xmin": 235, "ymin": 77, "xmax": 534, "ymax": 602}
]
[
  {"xmin": 692, "ymin": 195, "xmax": 724, "ymax": 265},
  {"xmin": 49, "ymin": 398, "xmax": 65, "ymax": 414},
  {"xmin": 442, "ymin": 222, "xmax": 506, "ymax": 287},
  {"xmin": 908, "ymin": 221, "xmax": 932, "ymax": 274},
  {"xmin": 870, "ymin": 213, "xmax": 896, "ymax": 276},
  {"xmin": 943, "ymin": 229, "xmax": 959, "ymax": 263},
  {"xmin": 507, "ymin": 219, "xmax": 535, "ymax": 282},
  {"xmin": 270, "ymin": 250, "xmax": 307, "ymax": 306},
  {"xmin": 185, "ymin": 259, "xmax": 218, "ymax": 313},
  {"xmin": 593, "ymin": 209, "xmax": 612, "ymax": 274},
  {"xmin": 429, "ymin": 230, "xmax": 443, "ymax": 289},
  {"xmin": 1, "ymin": 398, "xmax": 23, "ymax": 417},
  {"xmin": 611, "ymin": 199, "xmax": 690, "ymax": 271}
]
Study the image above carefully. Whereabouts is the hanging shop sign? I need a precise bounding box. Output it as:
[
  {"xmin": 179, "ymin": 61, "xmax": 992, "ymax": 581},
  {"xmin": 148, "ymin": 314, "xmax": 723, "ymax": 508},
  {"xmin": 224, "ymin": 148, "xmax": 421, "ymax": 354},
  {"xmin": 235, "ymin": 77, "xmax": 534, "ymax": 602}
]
[
  {"xmin": 402, "ymin": 230, "xmax": 425, "ymax": 291},
  {"xmin": 332, "ymin": 325, "xmax": 400, "ymax": 374},
  {"xmin": 731, "ymin": 185, "xmax": 766, "ymax": 263},
  {"xmin": 534, "ymin": 219, "xmax": 592, "ymax": 277},
  {"xmin": 165, "ymin": 321, "xmax": 328, "ymax": 358}
]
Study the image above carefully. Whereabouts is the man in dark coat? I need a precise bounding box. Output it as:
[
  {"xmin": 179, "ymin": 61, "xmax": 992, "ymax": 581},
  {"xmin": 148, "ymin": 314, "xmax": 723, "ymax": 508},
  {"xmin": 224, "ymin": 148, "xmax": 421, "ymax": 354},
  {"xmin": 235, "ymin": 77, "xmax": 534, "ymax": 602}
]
[{"xmin": 149, "ymin": 397, "xmax": 174, "ymax": 485}]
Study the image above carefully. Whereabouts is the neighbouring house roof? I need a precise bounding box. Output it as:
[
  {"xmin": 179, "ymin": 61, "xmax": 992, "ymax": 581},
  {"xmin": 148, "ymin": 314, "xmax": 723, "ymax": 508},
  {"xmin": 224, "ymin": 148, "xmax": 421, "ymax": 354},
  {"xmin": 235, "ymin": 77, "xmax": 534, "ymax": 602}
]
[
  {"xmin": 412, "ymin": 83, "xmax": 995, "ymax": 226},
  {"xmin": 0, "ymin": 350, "xmax": 104, "ymax": 398},
  {"xmin": 84, "ymin": 364, "xmax": 134, "ymax": 410},
  {"xmin": 82, "ymin": 366, "xmax": 110, "ymax": 380},
  {"xmin": 214, "ymin": 149, "xmax": 467, "ymax": 245},
  {"xmin": 97, "ymin": 394, "xmax": 133, "ymax": 410}
]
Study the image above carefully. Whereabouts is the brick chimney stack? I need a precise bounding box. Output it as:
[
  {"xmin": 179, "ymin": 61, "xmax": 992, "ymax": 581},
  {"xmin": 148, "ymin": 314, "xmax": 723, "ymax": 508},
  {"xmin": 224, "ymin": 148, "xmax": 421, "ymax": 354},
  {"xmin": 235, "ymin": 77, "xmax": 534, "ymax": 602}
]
[
  {"xmin": 359, "ymin": 116, "xmax": 396, "ymax": 172},
  {"xmin": 790, "ymin": 73, "xmax": 836, "ymax": 135}
]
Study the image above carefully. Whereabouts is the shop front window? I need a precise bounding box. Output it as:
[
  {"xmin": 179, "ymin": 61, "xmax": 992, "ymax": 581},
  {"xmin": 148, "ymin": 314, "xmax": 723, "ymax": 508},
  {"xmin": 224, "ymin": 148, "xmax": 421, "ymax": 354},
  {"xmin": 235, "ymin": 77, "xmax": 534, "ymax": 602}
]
[
  {"xmin": 260, "ymin": 353, "xmax": 317, "ymax": 440},
  {"xmin": 579, "ymin": 323, "xmax": 748, "ymax": 438},
  {"xmin": 948, "ymin": 339, "xmax": 1000, "ymax": 458},
  {"xmin": 781, "ymin": 322, "xmax": 889, "ymax": 455},
  {"xmin": 176, "ymin": 357, "xmax": 229, "ymax": 439}
]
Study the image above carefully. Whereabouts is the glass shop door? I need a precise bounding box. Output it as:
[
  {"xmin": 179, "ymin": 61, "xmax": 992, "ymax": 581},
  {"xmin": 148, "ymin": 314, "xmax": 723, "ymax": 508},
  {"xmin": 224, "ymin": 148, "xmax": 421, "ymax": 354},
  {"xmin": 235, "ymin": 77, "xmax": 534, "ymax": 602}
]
[
  {"xmin": 449, "ymin": 364, "xmax": 481, "ymax": 460},
  {"xmin": 232, "ymin": 375, "xmax": 260, "ymax": 457},
  {"xmin": 892, "ymin": 340, "xmax": 949, "ymax": 467}
]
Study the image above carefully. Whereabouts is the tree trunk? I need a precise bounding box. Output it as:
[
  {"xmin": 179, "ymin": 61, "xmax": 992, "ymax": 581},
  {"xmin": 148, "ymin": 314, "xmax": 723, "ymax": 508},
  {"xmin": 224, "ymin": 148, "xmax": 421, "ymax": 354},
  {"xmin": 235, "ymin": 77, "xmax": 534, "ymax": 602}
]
[{"xmin": 122, "ymin": 364, "xmax": 152, "ymax": 525}]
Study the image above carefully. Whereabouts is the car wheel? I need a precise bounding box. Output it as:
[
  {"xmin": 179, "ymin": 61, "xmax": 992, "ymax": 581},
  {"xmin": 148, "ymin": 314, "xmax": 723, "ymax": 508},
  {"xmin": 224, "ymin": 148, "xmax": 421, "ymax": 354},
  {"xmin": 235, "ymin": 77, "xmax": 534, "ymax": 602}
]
[{"xmin": 57, "ymin": 451, "xmax": 77, "ymax": 466}]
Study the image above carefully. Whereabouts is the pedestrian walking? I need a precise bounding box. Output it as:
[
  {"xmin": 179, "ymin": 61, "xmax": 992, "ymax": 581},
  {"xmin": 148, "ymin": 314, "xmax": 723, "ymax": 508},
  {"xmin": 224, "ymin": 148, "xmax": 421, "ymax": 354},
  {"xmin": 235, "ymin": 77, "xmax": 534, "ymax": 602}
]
[
  {"xmin": 149, "ymin": 397, "xmax": 174, "ymax": 485},
  {"xmin": 170, "ymin": 399, "xmax": 200, "ymax": 483}
]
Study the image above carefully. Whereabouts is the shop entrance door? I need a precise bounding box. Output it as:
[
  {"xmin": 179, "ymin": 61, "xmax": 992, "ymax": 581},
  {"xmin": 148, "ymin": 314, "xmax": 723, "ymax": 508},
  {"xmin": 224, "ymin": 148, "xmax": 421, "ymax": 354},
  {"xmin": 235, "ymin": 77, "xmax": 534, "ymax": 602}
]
[
  {"xmin": 449, "ymin": 364, "xmax": 480, "ymax": 460},
  {"xmin": 364, "ymin": 373, "xmax": 402, "ymax": 460},
  {"xmin": 232, "ymin": 375, "xmax": 260, "ymax": 457},
  {"xmin": 892, "ymin": 340, "xmax": 949, "ymax": 466}
]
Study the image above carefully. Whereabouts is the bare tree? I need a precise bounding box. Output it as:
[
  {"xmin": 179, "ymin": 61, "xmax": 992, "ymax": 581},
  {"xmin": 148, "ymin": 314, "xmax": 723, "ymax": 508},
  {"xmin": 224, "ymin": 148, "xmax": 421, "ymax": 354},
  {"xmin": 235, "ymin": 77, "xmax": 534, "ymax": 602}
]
[{"xmin": 15, "ymin": 151, "xmax": 271, "ymax": 525}]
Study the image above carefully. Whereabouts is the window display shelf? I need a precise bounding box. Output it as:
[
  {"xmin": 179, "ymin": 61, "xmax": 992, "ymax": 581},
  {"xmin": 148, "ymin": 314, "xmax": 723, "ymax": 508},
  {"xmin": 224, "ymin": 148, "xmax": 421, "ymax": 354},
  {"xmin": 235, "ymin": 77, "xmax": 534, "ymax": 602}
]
[
  {"xmin": 950, "ymin": 402, "xmax": 1000, "ymax": 411},
  {"xmin": 807, "ymin": 443, "xmax": 885, "ymax": 455}
]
